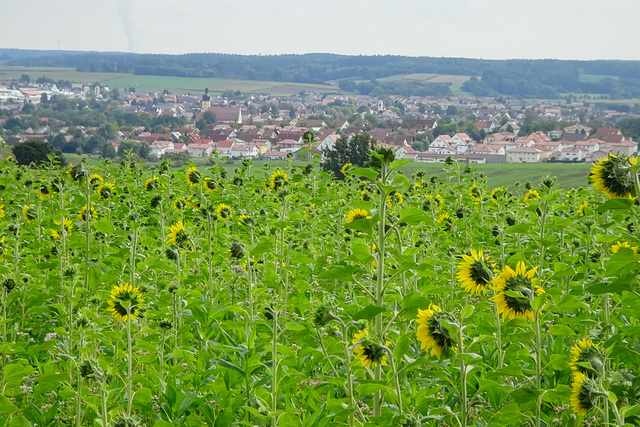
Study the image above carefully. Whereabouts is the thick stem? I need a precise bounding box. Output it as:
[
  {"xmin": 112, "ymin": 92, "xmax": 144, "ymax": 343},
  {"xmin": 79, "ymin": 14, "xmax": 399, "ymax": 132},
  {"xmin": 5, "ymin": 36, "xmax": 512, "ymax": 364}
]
[
  {"xmin": 459, "ymin": 325, "xmax": 467, "ymax": 427},
  {"xmin": 374, "ymin": 162, "xmax": 388, "ymax": 418},
  {"xmin": 271, "ymin": 307, "xmax": 278, "ymax": 426},
  {"xmin": 534, "ymin": 311, "xmax": 542, "ymax": 427},
  {"xmin": 126, "ymin": 312, "xmax": 133, "ymax": 417}
]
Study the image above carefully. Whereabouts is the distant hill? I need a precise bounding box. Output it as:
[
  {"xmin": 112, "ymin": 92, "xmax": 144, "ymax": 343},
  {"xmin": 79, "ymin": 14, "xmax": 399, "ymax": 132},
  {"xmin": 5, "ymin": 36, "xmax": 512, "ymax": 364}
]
[{"xmin": 2, "ymin": 49, "xmax": 640, "ymax": 99}]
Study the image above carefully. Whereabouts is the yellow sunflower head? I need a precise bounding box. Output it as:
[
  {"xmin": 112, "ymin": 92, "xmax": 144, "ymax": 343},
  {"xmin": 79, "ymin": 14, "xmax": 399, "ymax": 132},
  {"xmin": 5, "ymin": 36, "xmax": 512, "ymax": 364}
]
[
  {"xmin": 270, "ymin": 170, "xmax": 288, "ymax": 190},
  {"xmin": 468, "ymin": 185, "xmax": 481, "ymax": 202},
  {"xmin": 186, "ymin": 166, "xmax": 202, "ymax": 187},
  {"xmin": 386, "ymin": 191, "xmax": 403, "ymax": 207},
  {"xmin": 107, "ymin": 283, "xmax": 144, "ymax": 322},
  {"xmin": 569, "ymin": 338, "xmax": 606, "ymax": 378},
  {"xmin": 577, "ymin": 201, "xmax": 588, "ymax": 216},
  {"xmin": 145, "ymin": 176, "xmax": 161, "ymax": 191},
  {"xmin": 341, "ymin": 163, "xmax": 353, "ymax": 176},
  {"xmin": 524, "ymin": 189, "xmax": 540, "ymax": 202},
  {"xmin": 570, "ymin": 371, "xmax": 602, "ymax": 416},
  {"xmin": 96, "ymin": 182, "xmax": 115, "ymax": 200},
  {"xmin": 456, "ymin": 249, "xmax": 494, "ymax": 295},
  {"xmin": 78, "ymin": 205, "xmax": 97, "ymax": 222},
  {"xmin": 352, "ymin": 329, "xmax": 388, "ymax": 368},
  {"xmin": 173, "ymin": 197, "xmax": 188, "ymax": 211},
  {"xmin": 216, "ymin": 203, "xmax": 233, "ymax": 220},
  {"xmin": 490, "ymin": 261, "xmax": 543, "ymax": 322},
  {"xmin": 89, "ymin": 174, "xmax": 104, "ymax": 189},
  {"xmin": 346, "ymin": 208, "xmax": 371, "ymax": 223},
  {"xmin": 437, "ymin": 212, "xmax": 453, "ymax": 231},
  {"xmin": 35, "ymin": 180, "xmax": 52, "ymax": 198},
  {"xmin": 611, "ymin": 241, "xmax": 638, "ymax": 255},
  {"xmin": 490, "ymin": 187, "xmax": 508, "ymax": 204},
  {"xmin": 204, "ymin": 177, "xmax": 218, "ymax": 193},
  {"xmin": 22, "ymin": 205, "xmax": 36, "ymax": 224},
  {"xmin": 51, "ymin": 218, "xmax": 74, "ymax": 239},
  {"xmin": 0, "ymin": 205, "xmax": 4, "ymax": 220},
  {"xmin": 416, "ymin": 304, "xmax": 458, "ymax": 358},
  {"xmin": 590, "ymin": 154, "xmax": 638, "ymax": 199},
  {"xmin": 166, "ymin": 220, "xmax": 191, "ymax": 249}
]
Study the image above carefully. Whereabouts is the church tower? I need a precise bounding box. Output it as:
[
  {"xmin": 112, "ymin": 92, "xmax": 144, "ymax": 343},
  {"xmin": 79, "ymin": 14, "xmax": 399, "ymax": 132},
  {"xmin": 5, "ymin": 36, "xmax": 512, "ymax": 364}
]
[{"xmin": 201, "ymin": 87, "xmax": 211, "ymax": 110}]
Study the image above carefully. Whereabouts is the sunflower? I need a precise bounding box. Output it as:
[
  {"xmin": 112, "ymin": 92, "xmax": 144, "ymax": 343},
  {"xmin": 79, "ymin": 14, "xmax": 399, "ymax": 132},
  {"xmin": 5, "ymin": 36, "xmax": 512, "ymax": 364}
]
[
  {"xmin": 423, "ymin": 194, "xmax": 444, "ymax": 211},
  {"xmin": 456, "ymin": 249, "xmax": 494, "ymax": 295},
  {"xmin": 35, "ymin": 180, "xmax": 52, "ymax": 198},
  {"xmin": 346, "ymin": 208, "xmax": 371, "ymax": 223},
  {"xmin": 144, "ymin": 176, "xmax": 160, "ymax": 191},
  {"xmin": 577, "ymin": 201, "xmax": 588, "ymax": 216},
  {"xmin": 468, "ymin": 185, "xmax": 481, "ymax": 202},
  {"xmin": 611, "ymin": 241, "xmax": 638, "ymax": 254},
  {"xmin": 88, "ymin": 174, "xmax": 104, "ymax": 189},
  {"xmin": 96, "ymin": 182, "xmax": 115, "ymax": 200},
  {"xmin": 570, "ymin": 338, "xmax": 605, "ymax": 378},
  {"xmin": 490, "ymin": 187, "xmax": 508, "ymax": 204},
  {"xmin": 491, "ymin": 260, "xmax": 544, "ymax": 322},
  {"xmin": 352, "ymin": 329, "xmax": 388, "ymax": 368},
  {"xmin": 416, "ymin": 304, "xmax": 457, "ymax": 358},
  {"xmin": 386, "ymin": 191, "xmax": 403, "ymax": 207},
  {"xmin": 204, "ymin": 177, "xmax": 218, "ymax": 193},
  {"xmin": 570, "ymin": 372, "xmax": 601, "ymax": 416},
  {"xmin": 166, "ymin": 220, "xmax": 191, "ymax": 249},
  {"xmin": 437, "ymin": 212, "xmax": 453, "ymax": 230},
  {"xmin": 216, "ymin": 203, "xmax": 233, "ymax": 220},
  {"xmin": 78, "ymin": 205, "xmax": 97, "ymax": 222},
  {"xmin": 0, "ymin": 205, "xmax": 4, "ymax": 220},
  {"xmin": 22, "ymin": 205, "xmax": 36, "ymax": 224},
  {"xmin": 107, "ymin": 283, "xmax": 144, "ymax": 322},
  {"xmin": 270, "ymin": 170, "xmax": 288, "ymax": 190},
  {"xmin": 341, "ymin": 163, "xmax": 353, "ymax": 176},
  {"xmin": 173, "ymin": 197, "xmax": 188, "ymax": 211},
  {"xmin": 186, "ymin": 166, "xmax": 202, "ymax": 187},
  {"xmin": 590, "ymin": 154, "xmax": 637, "ymax": 199},
  {"xmin": 524, "ymin": 189, "xmax": 540, "ymax": 202},
  {"xmin": 51, "ymin": 218, "xmax": 74, "ymax": 239}
]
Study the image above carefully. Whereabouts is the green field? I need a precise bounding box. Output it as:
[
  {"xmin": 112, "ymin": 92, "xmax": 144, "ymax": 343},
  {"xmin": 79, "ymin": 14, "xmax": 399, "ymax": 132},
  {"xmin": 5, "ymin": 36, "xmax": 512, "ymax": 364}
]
[
  {"xmin": 0, "ymin": 66, "xmax": 339, "ymax": 95},
  {"xmin": 577, "ymin": 73, "xmax": 619, "ymax": 83}
]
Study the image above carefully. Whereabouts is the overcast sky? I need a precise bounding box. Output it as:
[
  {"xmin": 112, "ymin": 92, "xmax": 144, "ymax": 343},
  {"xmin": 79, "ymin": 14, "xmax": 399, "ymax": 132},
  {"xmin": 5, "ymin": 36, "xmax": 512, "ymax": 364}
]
[{"xmin": 1, "ymin": 0, "xmax": 639, "ymax": 60}]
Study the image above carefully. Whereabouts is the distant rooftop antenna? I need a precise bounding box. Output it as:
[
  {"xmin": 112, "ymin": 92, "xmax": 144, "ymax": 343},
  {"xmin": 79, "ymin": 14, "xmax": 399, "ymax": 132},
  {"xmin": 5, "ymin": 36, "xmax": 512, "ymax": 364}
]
[{"xmin": 56, "ymin": 40, "xmax": 62, "ymax": 50}]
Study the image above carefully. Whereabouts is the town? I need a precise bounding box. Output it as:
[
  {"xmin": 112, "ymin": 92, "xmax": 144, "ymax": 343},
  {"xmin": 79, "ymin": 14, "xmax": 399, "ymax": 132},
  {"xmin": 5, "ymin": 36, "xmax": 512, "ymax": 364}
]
[{"xmin": 1, "ymin": 77, "xmax": 638, "ymax": 165}]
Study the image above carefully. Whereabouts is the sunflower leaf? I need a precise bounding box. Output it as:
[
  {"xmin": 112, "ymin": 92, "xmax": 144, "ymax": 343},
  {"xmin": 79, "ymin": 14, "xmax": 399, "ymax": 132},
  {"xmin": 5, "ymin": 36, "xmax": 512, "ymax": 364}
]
[
  {"xmin": 596, "ymin": 198, "xmax": 634, "ymax": 212},
  {"xmin": 352, "ymin": 305, "xmax": 388, "ymax": 321},
  {"xmin": 349, "ymin": 167, "xmax": 378, "ymax": 181},
  {"xmin": 390, "ymin": 159, "xmax": 413, "ymax": 171}
]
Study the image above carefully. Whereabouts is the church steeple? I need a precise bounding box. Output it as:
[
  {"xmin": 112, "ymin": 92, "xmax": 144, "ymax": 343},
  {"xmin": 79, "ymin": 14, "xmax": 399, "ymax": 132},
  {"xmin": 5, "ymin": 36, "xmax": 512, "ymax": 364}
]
[{"xmin": 201, "ymin": 87, "xmax": 211, "ymax": 109}]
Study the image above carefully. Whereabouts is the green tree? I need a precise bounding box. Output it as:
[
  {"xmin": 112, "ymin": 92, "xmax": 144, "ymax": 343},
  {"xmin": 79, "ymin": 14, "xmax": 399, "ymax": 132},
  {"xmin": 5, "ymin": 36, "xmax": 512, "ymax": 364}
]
[
  {"xmin": 12, "ymin": 139, "xmax": 63, "ymax": 166},
  {"xmin": 321, "ymin": 133, "xmax": 376, "ymax": 179}
]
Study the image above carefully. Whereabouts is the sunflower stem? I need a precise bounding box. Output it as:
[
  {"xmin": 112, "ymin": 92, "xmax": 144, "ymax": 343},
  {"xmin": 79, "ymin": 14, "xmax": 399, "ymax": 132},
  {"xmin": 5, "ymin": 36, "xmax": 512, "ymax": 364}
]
[
  {"xmin": 458, "ymin": 319, "xmax": 467, "ymax": 427},
  {"xmin": 338, "ymin": 322, "xmax": 359, "ymax": 427},
  {"xmin": 101, "ymin": 385, "xmax": 108, "ymax": 426},
  {"xmin": 126, "ymin": 309, "xmax": 133, "ymax": 417},
  {"xmin": 159, "ymin": 329, "xmax": 166, "ymax": 392},
  {"xmin": 75, "ymin": 375, "xmax": 83, "ymax": 427},
  {"xmin": 271, "ymin": 304, "xmax": 278, "ymax": 425},
  {"xmin": 534, "ymin": 310, "xmax": 542, "ymax": 427}
]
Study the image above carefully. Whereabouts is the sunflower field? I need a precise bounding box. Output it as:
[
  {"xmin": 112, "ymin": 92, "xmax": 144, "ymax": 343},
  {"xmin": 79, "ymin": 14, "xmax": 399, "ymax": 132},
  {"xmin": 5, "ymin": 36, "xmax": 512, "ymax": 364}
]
[{"xmin": 1, "ymin": 150, "xmax": 640, "ymax": 427}]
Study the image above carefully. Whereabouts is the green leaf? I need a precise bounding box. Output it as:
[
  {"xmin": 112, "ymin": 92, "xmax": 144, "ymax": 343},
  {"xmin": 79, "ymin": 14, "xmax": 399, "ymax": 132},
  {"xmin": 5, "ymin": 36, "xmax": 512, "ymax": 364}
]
[
  {"xmin": 390, "ymin": 158, "xmax": 413, "ymax": 171},
  {"xmin": 355, "ymin": 381, "xmax": 394, "ymax": 396},
  {"xmin": 608, "ymin": 391, "xmax": 618, "ymax": 405},
  {"xmin": 621, "ymin": 404, "xmax": 640, "ymax": 419},
  {"xmin": 92, "ymin": 218, "xmax": 115, "ymax": 234},
  {"xmin": 0, "ymin": 395, "xmax": 18, "ymax": 414},
  {"xmin": 318, "ymin": 265, "xmax": 359, "ymax": 282},
  {"xmin": 393, "ymin": 332, "xmax": 413, "ymax": 361},
  {"xmin": 352, "ymin": 305, "xmax": 388, "ymax": 321},
  {"xmin": 349, "ymin": 167, "xmax": 378, "ymax": 181},
  {"xmin": 548, "ymin": 325, "xmax": 575, "ymax": 336},
  {"xmin": 250, "ymin": 239, "xmax": 272, "ymax": 257},
  {"xmin": 587, "ymin": 281, "xmax": 634, "ymax": 295},
  {"xmin": 596, "ymin": 198, "xmax": 634, "ymax": 212},
  {"xmin": 212, "ymin": 358, "xmax": 246, "ymax": 377},
  {"xmin": 460, "ymin": 305, "xmax": 475, "ymax": 319},
  {"xmin": 530, "ymin": 293, "xmax": 547, "ymax": 312},
  {"xmin": 398, "ymin": 207, "xmax": 432, "ymax": 225}
]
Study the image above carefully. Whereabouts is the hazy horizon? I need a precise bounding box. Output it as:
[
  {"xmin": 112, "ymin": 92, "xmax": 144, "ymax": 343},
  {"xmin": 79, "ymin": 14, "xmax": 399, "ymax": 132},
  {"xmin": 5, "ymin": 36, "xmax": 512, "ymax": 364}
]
[{"xmin": 2, "ymin": 0, "xmax": 639, "ymax": 61}]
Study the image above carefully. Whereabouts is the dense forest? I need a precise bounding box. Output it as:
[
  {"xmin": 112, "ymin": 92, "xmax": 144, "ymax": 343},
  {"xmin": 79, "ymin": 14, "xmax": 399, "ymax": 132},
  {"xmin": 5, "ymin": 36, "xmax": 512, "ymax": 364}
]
[{"xmin": 2, "ymin": 49, "xmax": 640, "ymax": 98}]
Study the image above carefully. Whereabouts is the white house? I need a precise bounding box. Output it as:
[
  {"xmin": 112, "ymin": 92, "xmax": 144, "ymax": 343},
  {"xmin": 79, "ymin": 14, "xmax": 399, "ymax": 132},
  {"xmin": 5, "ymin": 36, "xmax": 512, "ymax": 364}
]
[
  {"xmin": 428, "ymin": 135, "xmax": 456, "ymax": 155},
  {"xmin": 187, "ymin": 142, "xmax": 213, "ymax": 158},
  {"xmin": 506, "ymin": 147, "xmax": 542, "ymax": 163},
  {"xmin": 452, "ymin": 133, "xmax": 474, "ymax": 154}
]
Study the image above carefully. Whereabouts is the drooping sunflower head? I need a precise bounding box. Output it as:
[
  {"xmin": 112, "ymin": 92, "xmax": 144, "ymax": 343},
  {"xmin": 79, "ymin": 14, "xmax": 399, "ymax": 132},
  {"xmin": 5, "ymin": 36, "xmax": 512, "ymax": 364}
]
[
  {"xmin": 51, "ymin": 218, "xmax": 74, "ymax": 239},
  {"xmin": 270, "ymin": 170, "xmax": 288, "ymax": 190},
  {"xmin": 346, "ymin": 208, "xmax": 371, "ymax": 223},
  {"xmin": 570, "ymin": 338, "xmax": 606, "ymax": 378},
  {"xmin": 456, "ymin": 249, "xmax": 495, "ymax": 295},
  {"xmin": 66, "ymin": 163, "xmax": 88, "ymax": 182},
  {"xmin": 35, "ymin": 180, "xmax": 52, "ymax": 198},
  {"xmin": 96, "ymin": 182, "xmax": 115, "ymax": 200},
  {"xmin": 173, "ymin": 197, "xmax": 188, "ymax": 211},
  {"xmin": 186, "ymin": 166, "xmax": 202, "ymax": 187},
  {"xmin": 386, "ymin": 191, "xmax": 403, "ymax": 207},
  {"xmin": 89, "ymin": 174, "xmax": 104, "ymax": 189},
  {"xmin": 490, "ymin": 187, "xmax": 508, "ymax": 204},
  {"xmin": 22, "ymin": 205, "xmax": 36, "ymax": 224},
  {"xmin": 490, "ymin": 261, "xmax": 543, "ymax": 322},
  {"xmin": 611, "ymin": 241, "xmax": 638, "ymax": 255},
  {"xmin": 341, "ymin": 163, "xmax": 353, "ymax": 176},
  {"xmin": 166, "ymin": 220, "xmax": 191, "ymax": 249},
  {"xmin": 524, "ymin": 189, "xmax": 540, "ymax": 203},
  {"xmin": 570, "ymin": 371, "xmax": 602, "ymax": 416},
  {"xmin": 590, "ymin": 154, "xmax": 638, "ymax": 199},
  {"xmin": 311, "ymin": 303, "xmax": 338, "ymax": 327},
  {"xmin": 352, "ymin": 329, "xmax": 388, "ymax": 368},
  {"xmin": 78, "ymin": 205, "xmax": 97, "ymax": 222},
  {"xmin": 144, "ymin": 176, "xmax": 161, "ymax": 191},
  {"xmin": 468, "ymin": 185, "xmax": 481, "ymax": 202},
  {"xmin": 216, "ymin": 203, "xmax": 233, "ymax": 220},
  {"xmin": 107, "ymin": 283, "xmax": 144, "ymax": 322},
  {"xmin": 437, "ymin": 212, "xmax": 453, "ymax": 231},
  {"xmin": 416, "ymin": 304, "xmax": 457, "ymax": 358},
  {"xmin": 228, "ymin": 242, "xmax": 245, "ymax": 260},
  {"xmin": 204, "ymin": 177, "xmax": 218, "ymax": 193},
  {"xmin": 577, "ymin": 201, "xmax": 588, "ymax": 216}
]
